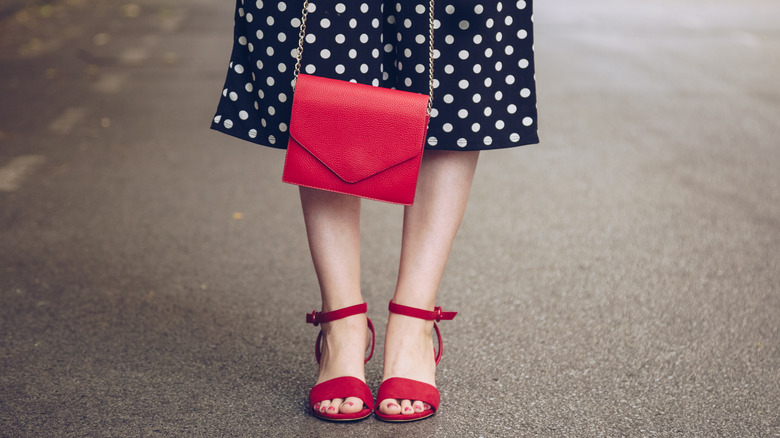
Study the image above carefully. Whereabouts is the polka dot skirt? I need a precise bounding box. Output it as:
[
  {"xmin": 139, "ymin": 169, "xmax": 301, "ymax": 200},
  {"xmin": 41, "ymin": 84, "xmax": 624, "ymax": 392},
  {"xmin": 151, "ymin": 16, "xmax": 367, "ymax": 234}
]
[{"xmin": 211, "ymin": 0, "xmax": 539, "ymax": 151}]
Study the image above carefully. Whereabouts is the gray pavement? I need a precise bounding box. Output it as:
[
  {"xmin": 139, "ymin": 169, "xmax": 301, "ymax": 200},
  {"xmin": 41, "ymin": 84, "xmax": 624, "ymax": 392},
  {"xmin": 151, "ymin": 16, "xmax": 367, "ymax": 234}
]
[{"xmin": 1, "ymin": 0, "xmax": 778, "ymax": 436}]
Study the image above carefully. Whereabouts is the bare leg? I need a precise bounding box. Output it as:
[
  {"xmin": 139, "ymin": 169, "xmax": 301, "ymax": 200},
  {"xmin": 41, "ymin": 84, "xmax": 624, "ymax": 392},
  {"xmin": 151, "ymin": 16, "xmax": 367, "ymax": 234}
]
[
  {"xmin": 299, "ymin": 187, "xmax": 368, "ymax": 415},
  {"xmin": 378, "ymin": 150, "xmax": 480, "ymax": 415}
]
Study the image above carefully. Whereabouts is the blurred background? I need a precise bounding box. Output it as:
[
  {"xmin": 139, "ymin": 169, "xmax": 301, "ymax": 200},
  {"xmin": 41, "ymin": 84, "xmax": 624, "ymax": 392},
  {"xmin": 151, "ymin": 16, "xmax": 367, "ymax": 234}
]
[{"xmin": 1, "ymin": 0, "xmax": 778, "ymax": 436}]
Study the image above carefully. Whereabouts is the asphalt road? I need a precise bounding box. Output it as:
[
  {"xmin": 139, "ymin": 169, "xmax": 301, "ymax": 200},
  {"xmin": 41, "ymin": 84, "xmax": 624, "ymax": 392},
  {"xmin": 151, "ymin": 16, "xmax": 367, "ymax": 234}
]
[{"xmin": 1, "ymin": 0, "xmax": 778, "ymax": 436}]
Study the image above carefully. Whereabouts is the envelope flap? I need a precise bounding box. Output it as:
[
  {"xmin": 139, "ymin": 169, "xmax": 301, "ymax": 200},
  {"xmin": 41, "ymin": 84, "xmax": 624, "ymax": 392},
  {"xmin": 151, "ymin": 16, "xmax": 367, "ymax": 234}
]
[{"xmin": 288, "ymin": 74, "xmax": 430, "ymax": 183}]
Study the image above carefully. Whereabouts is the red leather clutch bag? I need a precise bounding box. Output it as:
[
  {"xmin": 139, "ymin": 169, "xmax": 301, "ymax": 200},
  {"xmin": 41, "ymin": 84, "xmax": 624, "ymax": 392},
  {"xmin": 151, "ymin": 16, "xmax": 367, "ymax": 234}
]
[{"xmin": 282, "ymin": 74, "xmax": 430, "ymax": 205}]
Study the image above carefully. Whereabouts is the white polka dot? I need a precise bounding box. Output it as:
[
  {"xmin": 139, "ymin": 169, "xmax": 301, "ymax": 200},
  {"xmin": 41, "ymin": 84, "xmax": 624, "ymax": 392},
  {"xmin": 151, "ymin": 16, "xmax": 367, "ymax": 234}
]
[
  {"xmin": 404, "ymin": 77, "xmax": 412, "ymax": 86},
  {"xmin": 517, "ymin": 1, "xmax": 527, "ymax": 10},
  {"xmin": 473, "ymin": 64, "xmax": 482, "ymax": 74},
  {"xmin": 518, "ymin": 29, "xmax": 528, "ymax": 39},
  {"xmin": 457, "ymin": 138, "xmax": 468, "ymax": 147},
  {"xmin": 213, "ymin": 115, "xmax": 221, "ymax": 124},
  {"xmin": 431, "ymin": 108, "xmax": 439, "ymax": 118},
  {"xmin": 443, "ymin": 123, "xmax": 453, "ymax": 132},
  {"xmin": 268, "ymin": 135, "xmax": 276, "ymax": 144},
  {"xmin": 416, "ymin": 4, "xmax": 426, "ymax": 14},
  {"xmin": 239, "ymin": 110, "xmax": 249, "ymax": 120},
  {"xmin": 277, "ymin": 32, "xmax": 286, "ymax": 43},
  {"xmin": 505, "ymin": 45, "xmax": 515, "ymax": 55},
  {"xmin": 496, "ymin": 32, "xmax": 503, "ymax": 42},
  {"xmin": 256, "ymin": 29, "xmax": 264, "ymax": 40},
  {"xmin": 268, "ymin": 106, "xmax": 276, "ymax": 115},
  {"xmin": 415, "ymin": 34, "xmax": 425, "ymax": 44},
  {"xmin": 458, "ymin": 109, "xmax": 468, "ymax": 118},
  {"xmin": 458, "ymin": 50, "xmax": 469, "ymax": 60},
  {"xmin": 238, "ymin": 7, "xmax": 244, "ymax": 17},
  {"xmin": 523, "ymin": 117, "xmax": 533, "ymax": 126},
  {"xmin": 278, "ymin": 63, "xmax": 287, "ymax": 72},
  {"xmin": 505, "ymin": 16, "xmax": 514, "ymax": 26},
  {"xmin": 320, "ymin": 18, "xmax": 331, "ymax": 28},
  {"xmin": 485, "ymin": 48, "xmax": 493, "ymax": 57},
  {"xmin": 484, "ymin": 77, "xmax": 493, "ymax": 87},
  {"xmin": 471, "ymin": 123, "xmax": 481, "ymax": 132},
  {"xmin": 279, "ymin": 123, "xmax": 288, "ymax": 132},
  {"xmin": 238, "ymin": 36, "xmax": 247, "ymax": 46},
  {"xmin": 459, "ymin": 20, "xmax": 470, "ymax": 30},
  {"xmin": 473, "ymin": 35, "xmax": 483, "ymax": 44},
  {"xmin": 486, "ymin": 18, "xmax": 494, "ymax": 28},
  {"xmin": 229, "ymin": 92, "xmax": 238, "ymax": 101},
  {"xmin": 427, "ymin": 136, "xmax": 438, "ymax": 146},
  {"xmin": 335, "ymin": 34, "xmax": 346, "ymax": 44},
  {"xmin": 519, "ymin": 59, "xmax": 530, "ymax": 68},
  {"xmin": 248, "ymin": 129, "xmax": 257, "ymax": 139},
  {"xmin": 267, "ymin": 76, "xmax": 275, "ymax": 86},
  {"xmin": 415, "ymin": 64, "xmax": 425, "ymax": 73},
  {"xmin": 475, "ymin": 5, "xmax": 484, "ymax": 14},
  {"xmin": 305, "ymin": 34, "xmax": 316, "ymax": 44},
  {"xmin": 444, "ymin": 64, "xmax": 454, "ymax": 74},
  {"xmin": 458, "ymin": 79, "xmax": 469, "ymax": 89},
  {"xmin": 360, "ymin": 3, "xmax": 369, "ymax": 13},
  {"xmin": 495, "ymin": 91, "xmax": 504, "ymax": 100},
  {"xmin": 361, "ymin": 64, "xmax": 369, "ymax": 74},
  {"xmin": 256, "ymin": 0, "xmax": 263, "ymax": 8},
  {"xmin": 510, "ymin": 133, "xmax": 521, "ymax": 142},
  {"xmin": 266, "ymin": 46, "xmax": 274, "ymax": 56},
  {"xmin": 349, "ymin": 49, "xmax": 357, "ymax": 58},
  {"xmin": 256, "ymin": 60, "xmax": 264, "ymax": 69},
  {"xmin": 445, "ymin": 35, "xmax": 455, "ymax": 44},
  {"xmin": 278, "ymin": 93, "xmax": 288, "ymax": 102},
  {"xmin": 223, "ymin": 119, "xmax": 233, "ymax": 129},
  {"xmin": 234, "ymin": 64, "xmax": 244, "ymax": 74},
  {"xmin": 507, "ymin": 104, "xmax": 518, "ymax": 114},
  {"xmin": 472, "ymin": 93, "xmax": 482, "ymax": 103},
  {"xmin": 484, "ymin": 136, "xmax": 493, "ymax": 145},
  {"xmin": 443, "ymin": 94, "xmax": 454, "ymax": 104},
  {"xmin": 520, "ymin": 88, "xmax": 531, "ymax": 97},
  {"xmin": 291, "ymin": 18, "xmax": 300, "ymax": 27},
  {"xmin": 245, "ymin": 83, "xmax": 253, "ymax": 92},
  {"xmin": 321, "ymin": 49, "xmax": 331, "ymax": 59},
  {"xmin": 305, "ymin": 64, "xmax": 316, "ymax": 74},
  {"xmin": 222, "ymin": 88, "xmax": 227, "ymax": 97},
  {"xmin": 445, "ymin": 5, "xmax": 455, "ymax": 14},
  {"xmin": 349, "ymin": 18, "xmax": 358, "ymax": 28},
  {"xmin": 335, "ymin": 3, "xmax": 346, "ymax": 13},
  {"xmin": 335, "ymin": 64, "xmax": 346, "ymax": 74},
  {"xmin": 496, "ymin": 120, "xmax": 506, "ymax": 129},
  {"xmin": 506, "ymin": 75, "xmax": 516, "ymax": 85},
  {"xmin": 248, "ymin": 43, "xmax": 254, "ymax": 52},
  {"xmin": 484, "ymin": 107, "xmax": 493, "ymax": 116}
]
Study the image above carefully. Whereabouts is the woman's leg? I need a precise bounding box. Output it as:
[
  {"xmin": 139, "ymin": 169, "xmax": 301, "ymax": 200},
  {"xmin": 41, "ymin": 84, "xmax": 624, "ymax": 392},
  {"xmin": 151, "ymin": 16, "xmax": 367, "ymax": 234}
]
[
  {"xmin": 378, "ymin": 150, "xmax": 480, "ymax": 415},
  {"xmin": 299, "ymin": 187, "xmax": 368, "ymax": 415}
]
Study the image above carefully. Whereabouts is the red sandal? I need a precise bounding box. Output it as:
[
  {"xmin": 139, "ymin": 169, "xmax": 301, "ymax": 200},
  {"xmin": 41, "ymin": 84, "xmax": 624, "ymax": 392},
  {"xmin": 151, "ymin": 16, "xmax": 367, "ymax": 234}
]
[
  {"xmin": 375, "ymin": 300, "xmax": 457, "ymax": 422},
  {"xmin": 307, "ymin": 302, "xmax": 375, "ymax": 421}
]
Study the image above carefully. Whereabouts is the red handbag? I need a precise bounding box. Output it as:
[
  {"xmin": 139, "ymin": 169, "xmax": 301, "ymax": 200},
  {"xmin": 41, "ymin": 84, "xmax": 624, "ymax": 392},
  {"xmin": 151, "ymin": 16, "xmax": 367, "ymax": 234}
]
[{"xmin": 282, "ymin": 0, "xmax": 436, "ymax": 206}]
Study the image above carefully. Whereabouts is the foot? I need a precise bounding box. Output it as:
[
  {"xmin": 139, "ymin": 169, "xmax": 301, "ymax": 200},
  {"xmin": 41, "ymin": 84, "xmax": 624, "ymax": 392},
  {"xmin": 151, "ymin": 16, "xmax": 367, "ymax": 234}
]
[
  {"xmin": 377, "ymin": 311, "xmax": 437, "ymax": 416},
  {"xmin": 311, "ymin": 313, "xmax": 371, "ymax": 415}
]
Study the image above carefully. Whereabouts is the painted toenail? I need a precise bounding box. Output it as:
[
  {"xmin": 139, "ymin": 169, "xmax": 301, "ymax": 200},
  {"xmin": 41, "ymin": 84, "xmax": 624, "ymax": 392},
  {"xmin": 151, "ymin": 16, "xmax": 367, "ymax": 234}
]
[
  {"xmin": 404, "ymin": 407, "xmax": 412, "ymax": 412},
  {"xmin": 327, "ymin": 406, "xmax": 337, "ymax": 412},
  {"xmin": 387, "ymin": 403, "xmax": 399, "ymax": 408},
  {"xmin": 345, "ymin": 402, "xmax": 354, "ymax": 406}
]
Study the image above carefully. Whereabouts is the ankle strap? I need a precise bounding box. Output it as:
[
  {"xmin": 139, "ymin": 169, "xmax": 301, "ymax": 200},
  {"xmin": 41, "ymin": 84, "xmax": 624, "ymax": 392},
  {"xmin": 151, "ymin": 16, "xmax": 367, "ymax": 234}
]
[
  {"xmin": 306, "ymin": 302, "xmax": 368, "ymax": 326},
  {"xmin": 388, "ymin": 301, "xmax": 457, "ymax": 322},
  {"xmin": 388, "ymin": 300, "xmax": 456, "ymax": 365},
  {"xmin": 307, "ymin": 302, "xmax": 374, "ymax": 365}
]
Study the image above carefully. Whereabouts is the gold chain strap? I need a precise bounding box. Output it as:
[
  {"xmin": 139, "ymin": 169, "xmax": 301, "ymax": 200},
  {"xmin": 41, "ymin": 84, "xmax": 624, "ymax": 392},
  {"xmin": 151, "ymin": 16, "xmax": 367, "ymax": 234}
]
[{"xmin": 293, "ymin": 0, "xmax": 436, "ymax": 114}]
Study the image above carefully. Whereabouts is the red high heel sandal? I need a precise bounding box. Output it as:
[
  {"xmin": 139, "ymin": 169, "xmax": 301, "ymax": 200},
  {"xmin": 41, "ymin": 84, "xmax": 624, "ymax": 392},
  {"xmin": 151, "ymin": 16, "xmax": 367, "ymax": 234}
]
[
  {"xmin": 375, "ymin": 300, "xmax": 457, "ymax": 422},
  {"xmin": 307, "ymin": 302, "xmax": 375, "ymax": 421}
]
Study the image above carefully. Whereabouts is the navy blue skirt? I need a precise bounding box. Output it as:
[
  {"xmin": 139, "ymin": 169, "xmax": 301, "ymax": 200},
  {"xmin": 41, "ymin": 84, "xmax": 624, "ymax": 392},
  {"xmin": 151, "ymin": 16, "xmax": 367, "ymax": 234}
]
[{"xmin": 211, "ymin": 0, "xmax": 539, "ymax": 151}]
